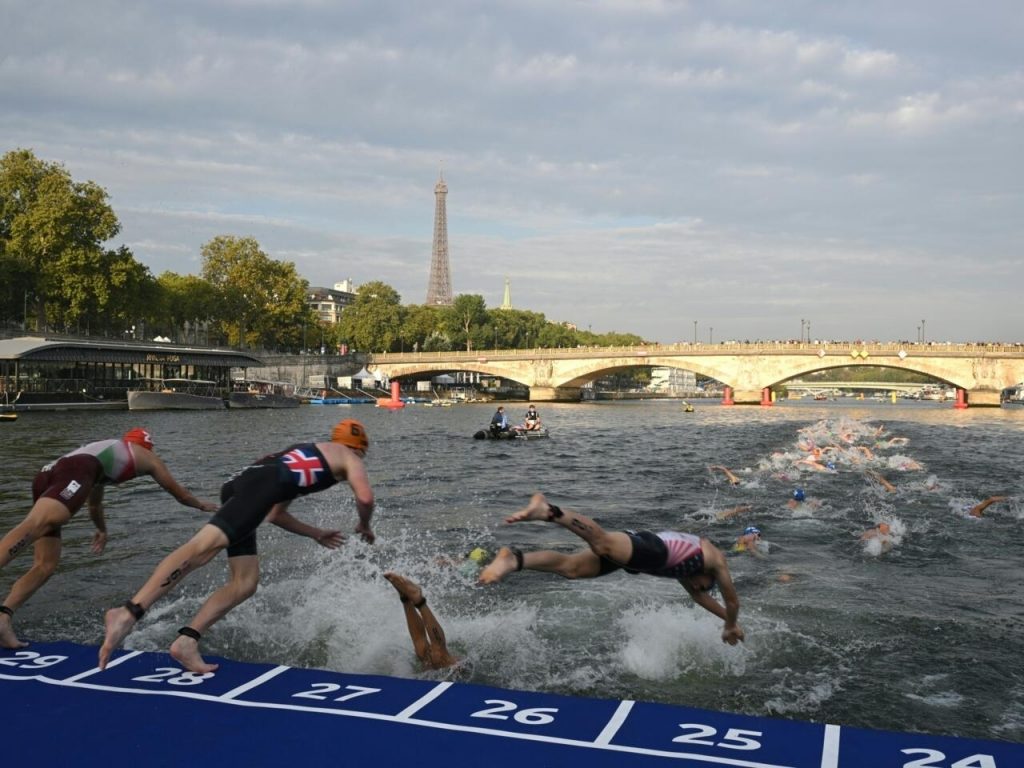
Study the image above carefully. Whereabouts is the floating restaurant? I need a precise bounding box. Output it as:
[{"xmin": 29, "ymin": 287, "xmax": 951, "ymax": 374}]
[{"xmin": 0, "ymin": 336, "xmax": 263, "ymax": 410}]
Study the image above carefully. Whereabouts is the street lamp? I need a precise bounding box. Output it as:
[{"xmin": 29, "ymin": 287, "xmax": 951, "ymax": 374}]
[
  {"xmin": 916, "ymin": 326, "xmax": 921, "ymax": 343},
  {"xmin": 693, "ymin": 320, "xmax": 697, "ymax": 343},
  {"xmin": 801, "ymin": 318, "xmax": 805, "ymax": 342},
  {"xmin": 708, "ymin": 327, "xmax": 713, "ymax": 344},
  {"xmin": 921, "ymin": 319, "xmax": 925, "ymax": 343},
  {"xmin": 806, "ymin": 321, "xmax": 811, "ymax": 342}
]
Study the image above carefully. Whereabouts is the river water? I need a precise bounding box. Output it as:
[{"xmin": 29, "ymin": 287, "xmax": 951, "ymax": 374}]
[{"xmin": 1, "ymin": 399, "xmax": 1021, "ymax": 744}]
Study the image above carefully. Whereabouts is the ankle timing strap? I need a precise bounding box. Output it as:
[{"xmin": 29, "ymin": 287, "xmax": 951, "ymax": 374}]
[
  {"xmin": 510, "ymin": 547, "xmax": 524, "ymax": 571},
  {"xmin": 547, "ymin": 503, "xmax": 564, "ymax": 521},
  {"xmin": 124, "ymin": 601, "xmax": 145, "ymax": 621},
  {"xmin": 177, "ymin": 626, "xmax": 201, "ymax": 641},
  {"xmin": 0, "ymin": 605, "xmax": 13, "ymax": 617}
]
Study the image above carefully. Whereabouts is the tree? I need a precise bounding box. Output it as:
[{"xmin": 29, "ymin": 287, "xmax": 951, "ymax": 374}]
[
  {"xmin": 401, "ymin": 304, "xmax": 446, "ymax": 351},
  {"xmin": 200, "ymin": 235, "xmax": 313, "ymax": 350},
  {"xmin": 46, "ymin": 245, "xmax": 154, "ymax": 335},
  {"xmin": 0, "ymin": 148, "xmax": 121, "ymax": 330},
  {"xmin": 154, "ymin": 272, "xmax": 219, "ymax": 343},
  {"xmin": 445, "ymin": 294, "xmax": 488, "ymax": 351},
  {"xmin": 337, "ymin": 280, "xmax": 403, "ymax": 352}
]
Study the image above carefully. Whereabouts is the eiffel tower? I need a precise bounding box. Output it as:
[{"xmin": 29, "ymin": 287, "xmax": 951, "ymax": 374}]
[{"xmin": 425, "ymin": 171, "xmax": 453, "ymax": 305}]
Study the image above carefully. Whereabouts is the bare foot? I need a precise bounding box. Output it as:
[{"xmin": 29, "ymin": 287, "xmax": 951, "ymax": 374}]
[
  {"xmin": 170, "ymin": 635, "xmax": 219, "ymax": 674},
  {"xmin": 478, "ymin": 547, "xmax": 518, "ymax": 584},
  {"xmin": 505, "ymin": 492, "xmax": 553, "ymax": 524},
  {"xmin": 0, "ymin": 614, "xmax": 28, "ymax": 649},
  {"xmin": 383, "ymin": 572, "xmax": 423, "ymax": 605},
  {"xmin": 98, "ymin": 606, "xmax": 136, "ymax": 670}
]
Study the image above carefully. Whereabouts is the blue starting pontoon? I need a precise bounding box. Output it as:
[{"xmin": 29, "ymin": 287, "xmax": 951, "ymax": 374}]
[{"xmin": 1, "ymin": 642, "xmax": 1019, "ymax": 767}]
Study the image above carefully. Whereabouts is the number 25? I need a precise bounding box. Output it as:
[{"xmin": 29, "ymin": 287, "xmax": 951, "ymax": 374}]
[{"xmin": 673, "ymin": 723, "xmax": 762, "ymax": 750}]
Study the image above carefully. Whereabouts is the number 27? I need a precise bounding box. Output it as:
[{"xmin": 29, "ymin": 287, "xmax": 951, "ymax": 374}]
[{"xmin": 673, "ymin": 723, "xmax": 762, "ymax": 751}]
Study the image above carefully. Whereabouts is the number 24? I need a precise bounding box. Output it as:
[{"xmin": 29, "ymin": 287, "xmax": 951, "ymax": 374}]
[{"xmin": 902, "ymin": 749, "xmax": 996, "ymax": 768}]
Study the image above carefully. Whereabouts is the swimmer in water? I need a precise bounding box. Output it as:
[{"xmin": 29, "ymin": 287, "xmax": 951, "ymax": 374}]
[
  {"xmin": 384, "ymin": 572, "xmax": 461, "ymax": 671},
  {"xmin": 709, "ymin": 465, "xmax": 742, "ymax": 485},
  {"xmin": 733, "ymin": 526, "xmax": 766, "ymax": 558},
  {"xmin": 866, "ymin": 471, "xmax": 896, "ymax": 493},
  {"xmin": 967, "ymin": 496, "xmax": 1008, "ymax": 518},
  {"xmin": 479, "ymin": 492, "xmax": 744, "ymax": 646},
  {"xmin": 716, "ymin": 504, "xmax": 754, "ymax": 521},
  {"xmin": 860, "ymin": 522, "xmax": 893, "ymax": 553}
]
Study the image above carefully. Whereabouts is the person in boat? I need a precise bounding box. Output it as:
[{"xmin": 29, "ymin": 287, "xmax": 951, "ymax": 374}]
[
  {"xmin": 479, "ymin": 492, "xmax": 744, "ymax": 646},
  {"xmin": 489, "ymin": 406, "xmax": 511, "ymax": 435},
  {"xmin": 0, "ymin": 428, "xmax": 219, "ymax": 650},
  {"xmin": 98, "ymin": 419, "xmax": 375, "ymax": 674},
  {"xmin": 523, "ymin": 404, "xmax": 543, "ymax": 431},
  {"xmin": 384, "ymin": 572, "xmax": 461, "ymax": 671}
]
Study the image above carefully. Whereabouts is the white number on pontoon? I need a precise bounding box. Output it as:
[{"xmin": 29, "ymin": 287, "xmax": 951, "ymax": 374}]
[
  {"xmin": 472, "ymin": 699, "xmax": 558, "ymax": 725},
  {"xmin": 291, "ymin": 683, "xmax": 381, "ymax": 702},
  {"xmin": 902, "ymin": 749, "xmax": 996, "ymax": 768},
  {"xmin": 0, "ymin": 651, "xmax": 68, "ymax": 669},
  {"xmin": 673, "ymin": 724, "xmax": 763, "ymax": 750},
  {"xmin": 131, "ymin": 667, "xmax": 215, "ymax": 685}
]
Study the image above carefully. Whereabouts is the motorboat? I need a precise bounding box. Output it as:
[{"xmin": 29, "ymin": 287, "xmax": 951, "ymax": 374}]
[
  {"xmin": 128, "ymin": 378, "xmax": 226, "ymax": 410},
  {"xmin": 228, "ymin": 379, "xmax": 301, "ymax": 409}
]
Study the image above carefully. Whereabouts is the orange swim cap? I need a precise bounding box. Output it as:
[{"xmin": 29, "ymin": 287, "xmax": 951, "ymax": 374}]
[
  {"xmin": 123, "ymin": 427, "xmax": 154, "ymax": 451},
  {"xmin": 331, "ymin": 419, "xmax": 369, "ymax": 453},
  {"xmin": 878, "ymin": 523, "xmax": 891, "ymax": 535}
]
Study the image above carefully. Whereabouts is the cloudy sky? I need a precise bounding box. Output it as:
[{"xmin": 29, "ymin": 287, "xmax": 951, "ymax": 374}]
[{"xmin": 2, "ymin": 0, "xmax": 1021, "ymax": 343}]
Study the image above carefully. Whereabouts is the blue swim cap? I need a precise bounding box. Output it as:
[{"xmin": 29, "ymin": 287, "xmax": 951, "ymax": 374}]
[
  {"xmin": 826, "ymin": 461, "xmax": 836, "ymax": 470},
  {"xmin": 793, "ymin": 488, "xmax": 806, "ymax": 501},
  {"xmin": 743, "ymin": 526, "xmax": 761, "ymax": 536}
]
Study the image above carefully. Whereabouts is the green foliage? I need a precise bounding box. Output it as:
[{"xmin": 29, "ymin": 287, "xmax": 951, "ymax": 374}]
[
  {"xmin": 337, "ymin": 280, "xmax": 404, "ymax": 352},
  {"xmin": 442, "ymin": 294, "xmax": 488, "ymax": 351},
  {"xmin": 201, "ymin": 235, "xmax": 313, "ymax": 349},
  {"xmin": 0, "ymin": 148, "xmax": 128, "ymax": 331}
]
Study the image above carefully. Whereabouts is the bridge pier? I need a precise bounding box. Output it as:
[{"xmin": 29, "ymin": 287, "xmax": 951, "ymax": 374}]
[
  {"xmin": 529, "ymin": 386, "xmax": 582, "ymax": 402},
  {"xmin": 965, "ymin": 389, "xmax": 1002, "ymax": 407},
  {"xmin": 731, "ymin": 389, "xmax": 765, "ymax": 405}
]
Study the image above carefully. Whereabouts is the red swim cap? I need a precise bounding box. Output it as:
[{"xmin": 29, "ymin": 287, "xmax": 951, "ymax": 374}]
[{"xmin": 123, "ymin": 427, "xmax": 154, "ymax": 451}]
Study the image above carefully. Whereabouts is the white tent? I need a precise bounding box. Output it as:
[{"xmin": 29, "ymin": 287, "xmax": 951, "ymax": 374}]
[
  {"xmin": 353, "ymin": 367, "xmax": 380, "ymax": 385},
  {"xmin": 432, "ymin": 374, "xmax": 456, "ymax": 384}
]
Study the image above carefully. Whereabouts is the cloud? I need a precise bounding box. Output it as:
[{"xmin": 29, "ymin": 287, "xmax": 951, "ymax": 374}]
[{"xmin": 1, "ymin": 0, "xmax": 1021, "ymax": 342}]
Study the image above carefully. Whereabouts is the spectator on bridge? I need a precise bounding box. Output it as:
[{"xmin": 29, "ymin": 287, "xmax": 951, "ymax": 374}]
[
  {"xmin": 0, "ymin": 428, "xmax": 219, "ymax": 650},
  {"xmin": 523, "ymin": 404, "xmax": 543, "ymax": 431},
  {"xmin": 479, "ymin": 492, "xmax": 744, "ymax": 646},
  {"xmin": 98, "ymin": 419, "xmax": 375, "ymax": 674}
]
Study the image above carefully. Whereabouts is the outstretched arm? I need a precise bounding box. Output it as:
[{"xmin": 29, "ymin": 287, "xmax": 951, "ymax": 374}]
[
  {"xmin": 138, "ymin": 453, "xmax": 218, "ymax": 512},
  {"xmin": 969, "ymin": 496, "xmax": 1008, "ymax": 517},
  {"xmin": 709, "ymin": 465, "xmax": 741, "ymax": 485},
  {"xmin": 682, "ymin": 546, "xmax": 744, "ymax": 645},
  {"xmin": 267, "ymin": 503, "xmax": 344, "ymax": 548},
  {"xmin": 87, "ymin": 485, "xmax": 108, "ymax": 554},
  {"xmin": 345, "ymin": 461, "xmax": 375, "ymax": 544}
]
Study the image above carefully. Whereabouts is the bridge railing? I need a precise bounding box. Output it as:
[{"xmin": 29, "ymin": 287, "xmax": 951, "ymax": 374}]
[{"xmin": 370, "ymin": 340, "xmax": 1024, "ymax": 364}]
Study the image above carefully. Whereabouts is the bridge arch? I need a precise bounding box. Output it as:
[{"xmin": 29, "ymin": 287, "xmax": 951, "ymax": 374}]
[{"xmin": 368, "ymin": 343, "xmax": 1024, "ymax": 406}]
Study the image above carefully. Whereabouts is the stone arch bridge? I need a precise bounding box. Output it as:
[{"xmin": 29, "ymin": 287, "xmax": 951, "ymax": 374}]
[{"xmin": 368, "ymin": 341, "xmax": 1024, "ymax": 407}]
